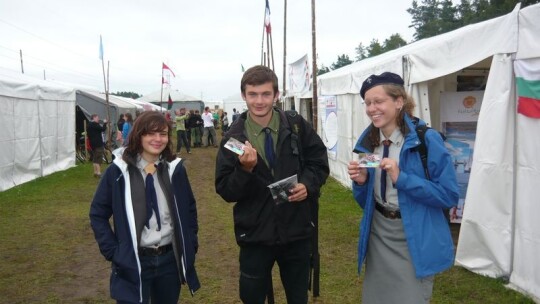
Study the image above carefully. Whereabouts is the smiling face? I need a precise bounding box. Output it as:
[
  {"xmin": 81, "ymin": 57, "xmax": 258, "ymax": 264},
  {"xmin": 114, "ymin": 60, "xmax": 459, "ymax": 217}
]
[
  {"xmin": 242, "ymin": 81, "xmax": 278, "ymax": 126},
  {"xmin": 364, "ymin": 85, "xmax": 403, "ymax": 137},
  {"xmin": 141, "ymin": 128, "xmax": 169, "ymax": 162}
]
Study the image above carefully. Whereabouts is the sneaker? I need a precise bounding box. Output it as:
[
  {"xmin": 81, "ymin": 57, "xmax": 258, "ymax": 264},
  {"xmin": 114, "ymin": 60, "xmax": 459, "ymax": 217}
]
[{"xmin": 188, "ymin": 151, "xmax": 192, "ymax": 154}]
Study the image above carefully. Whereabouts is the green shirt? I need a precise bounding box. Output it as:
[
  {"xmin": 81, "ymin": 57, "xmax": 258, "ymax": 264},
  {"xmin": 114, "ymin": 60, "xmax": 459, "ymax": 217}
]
[
  {"xmin": 245, "ymin": 109, "xmax": 279, "ymax": 168},
  {"xmin": 175, "ymin": 113, "xmax": 189, "ymax": 131}
]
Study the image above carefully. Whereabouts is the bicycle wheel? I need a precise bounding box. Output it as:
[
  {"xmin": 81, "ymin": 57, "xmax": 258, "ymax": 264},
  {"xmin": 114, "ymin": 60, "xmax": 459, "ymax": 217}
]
[{"xmin": 76, "ymin": 145, "xmax": 86, "ymax": 163}]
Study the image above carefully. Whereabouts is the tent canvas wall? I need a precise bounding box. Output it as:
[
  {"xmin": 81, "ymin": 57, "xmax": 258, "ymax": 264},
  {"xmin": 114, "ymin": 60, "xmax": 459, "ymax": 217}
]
[
  {"xmin": 316, "ymin": 3, "xmax": 540, "ymax": 300},
  {"xmin": 0, "ymin": 69, "xmax": 76, "ymax": 192}
]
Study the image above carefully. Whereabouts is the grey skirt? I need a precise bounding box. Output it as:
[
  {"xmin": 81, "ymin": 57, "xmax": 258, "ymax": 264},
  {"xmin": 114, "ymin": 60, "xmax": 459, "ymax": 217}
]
[{"xmin": 362, "ymin": 209, "xmax": 434, "ymax": 304}]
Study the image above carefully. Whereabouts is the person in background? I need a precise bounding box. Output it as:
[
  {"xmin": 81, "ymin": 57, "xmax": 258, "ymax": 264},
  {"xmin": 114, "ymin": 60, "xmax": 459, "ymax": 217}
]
[
  {"xmin": 232, "ymin": 108, "xmax": 240, "ymax": 122},
  {"xmin": 188, "ymin": 110, "xmax": 203, "ymax": 148},
  {"xmin": 347, "ymin": 72, "xmax": 459, "ymax": 303},
  {"xmin": 122, "ymin": 113, "xmax": 134, "ymax": 146},
  {"xmin": 175, "ymin": 108, "xmax": 191, "ymax": 155},
  {"xmin": 201, "ymin": 107, "xmax": 217, "ymax": 148},
  {"xmin": 116, "ymin": 114, "xmax": 125, "ymax": 147},
  {"xmin": 87, "ymin": 114, "xmax": 108, "ymax": 178},
  {"xmin": 215, "ymin": 65, "xmax": 329, "ymax": 304},
  {"xmin": 221, "ymin": 111, "xmax": 229, "ymax": 135},
  {"xmin": 90, "ymin": 111, "xmax": 200, "ymax": 304}
]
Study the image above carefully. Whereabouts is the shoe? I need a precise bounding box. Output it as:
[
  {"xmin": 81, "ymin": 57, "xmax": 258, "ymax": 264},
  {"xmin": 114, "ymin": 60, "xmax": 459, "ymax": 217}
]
[
  {"xmin": 94, "ymin": 173, "xmax": 101, "ymax": 178},
  {"xmin": 188, "ymin": 151, "xmax": 192, "ymax": 154}
]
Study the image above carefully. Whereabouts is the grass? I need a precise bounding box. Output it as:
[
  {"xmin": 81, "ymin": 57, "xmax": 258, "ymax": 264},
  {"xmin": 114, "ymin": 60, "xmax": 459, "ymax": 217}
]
[{"xmin": 0, "ymin": 144, "xmax": 535, "ymax": 303}]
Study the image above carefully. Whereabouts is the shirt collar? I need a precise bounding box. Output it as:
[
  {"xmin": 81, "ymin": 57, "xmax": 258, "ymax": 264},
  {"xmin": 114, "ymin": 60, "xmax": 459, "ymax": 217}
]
[
  {"xmin": 379, "ymin": 128, "xmax": 404, "ymax": 146},
  {"xmin": 246, "ymin": 109, "xmax": 279, "ymax": 137}
]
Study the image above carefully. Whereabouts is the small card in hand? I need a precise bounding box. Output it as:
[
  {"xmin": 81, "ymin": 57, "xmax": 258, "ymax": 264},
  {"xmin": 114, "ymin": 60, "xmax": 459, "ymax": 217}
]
[
  {"xmin": 268, "ymin": 174, "xmax": 298, "ymax": 205},
  {"xmin": 358, "ymin": 153, "xmax": 381, "ymax": 168},
  {"xmin": 224, "ymin": 137, "xmax": 245, "ymax": 155}
]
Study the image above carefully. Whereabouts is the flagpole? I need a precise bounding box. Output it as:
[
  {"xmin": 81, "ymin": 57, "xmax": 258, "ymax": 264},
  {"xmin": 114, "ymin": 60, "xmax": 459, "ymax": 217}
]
[
  {"xmin": 160, "ymin": 64, "xmax": 164, "ymax": 113},
  {"xmin": 282, "ymin": 0, "xmax": 287, "ymax": 102},
  {"xmin": 261, "ymin": 9, "xmax": 266, "ymax": 65},
  {"xmin": 100, "ymin": 40, "xmax": 112, "ymax": 147},
  {"xmin": 311, "ymin": 0, "xmax": 318, "ymax": 133}
]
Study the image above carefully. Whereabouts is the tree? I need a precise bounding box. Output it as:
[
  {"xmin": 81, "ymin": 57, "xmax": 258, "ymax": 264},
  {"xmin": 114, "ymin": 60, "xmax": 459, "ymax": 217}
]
[
  {"xmin": 330, "ymin": 54, "xmax": 353, "ymax": 70},
  {"xmin": 355, "ymin": 42, "xmax": 367, "ymax": 61},
  {"xmin": 408, "ymin": 0, "xmax": 540, "ymax": 41},
  {"xmin": 317, "ymin": 64, "xmax": 330, "ymax": 76},
  {"xmin": 367, "ymin": 39, "xmax": 384, "ymax": 57},
  {"xmin": 382, "ymin": 34, "xmax": 408, "ymax": 52},
  {"xmin": 112, "ymin": 91, "xmax": 141, "ymax": 99}
]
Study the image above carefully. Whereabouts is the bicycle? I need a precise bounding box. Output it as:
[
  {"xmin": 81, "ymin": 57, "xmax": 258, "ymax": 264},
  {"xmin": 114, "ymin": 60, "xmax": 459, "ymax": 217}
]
[{"xmin": 76, "ymin": 136, "xmax": 88, "ymax": 163}]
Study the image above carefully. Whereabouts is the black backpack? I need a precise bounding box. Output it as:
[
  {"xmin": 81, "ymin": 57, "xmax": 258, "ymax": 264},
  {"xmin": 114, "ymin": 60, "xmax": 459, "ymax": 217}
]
[{"xmin": 413, "ymin": 118, "xmax": 446, "ymax": 180}]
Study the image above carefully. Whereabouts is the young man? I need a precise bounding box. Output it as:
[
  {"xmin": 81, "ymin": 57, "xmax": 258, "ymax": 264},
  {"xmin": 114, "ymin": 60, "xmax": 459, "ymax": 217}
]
[
  {"xmin": 201, "ymin": 106, "xmax": 217, "ymax": 147},
  {"xmin": 90, "ymin": 111, "xmax": 200, "ymax": 303},
  {"xmin": 174, "ymin": 108, "xmax": 191, "ymax": 155},
  {"xmin": 86, "ymin": 114, "xmax": 108, "ymax": 177},
  {"xmin": 215, "ymin": 65, "xmax": 329, "ymax": 304}
]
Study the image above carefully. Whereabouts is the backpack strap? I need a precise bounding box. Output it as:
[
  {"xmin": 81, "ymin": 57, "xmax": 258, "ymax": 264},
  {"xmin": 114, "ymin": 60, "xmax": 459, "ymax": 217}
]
[
  {"xmin": 415, "ymin": 124, "xmax": 431, "ymax": 180},
  {"xmin": 284, "ymin": 110, "xmax": 304, "ymax": 167}
]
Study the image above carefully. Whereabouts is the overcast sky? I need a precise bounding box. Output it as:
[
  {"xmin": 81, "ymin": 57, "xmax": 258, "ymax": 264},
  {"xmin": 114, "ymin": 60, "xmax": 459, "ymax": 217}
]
[{"xmin": 0, "ymin": 0, "xmax": 415, "ymax": 100}]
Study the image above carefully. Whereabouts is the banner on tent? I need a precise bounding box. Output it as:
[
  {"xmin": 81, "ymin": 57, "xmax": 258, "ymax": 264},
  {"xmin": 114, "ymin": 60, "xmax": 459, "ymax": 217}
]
[
  {"xmin": 288, "ymin": 54, "xmax": 311, "ymax": 94},
  {"xmin": 319, "ymin": 95, "xmax": 338, "ymax": 160},
  {"xmin": 440, "ymin": 91, "xmax": 483, "ymax": 223}
]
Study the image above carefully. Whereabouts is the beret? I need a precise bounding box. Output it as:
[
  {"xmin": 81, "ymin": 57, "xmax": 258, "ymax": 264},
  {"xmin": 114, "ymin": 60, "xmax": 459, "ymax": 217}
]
[{"xmin": 360, "ymin": 72, "xmax": 404, "ymax": 99}]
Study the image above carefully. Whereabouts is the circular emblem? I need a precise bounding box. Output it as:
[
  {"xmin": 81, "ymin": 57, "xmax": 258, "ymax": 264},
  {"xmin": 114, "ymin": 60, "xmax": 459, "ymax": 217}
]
[{"xmin": 463, "ymin": 96, "xmax": 476, "ymax": 108}]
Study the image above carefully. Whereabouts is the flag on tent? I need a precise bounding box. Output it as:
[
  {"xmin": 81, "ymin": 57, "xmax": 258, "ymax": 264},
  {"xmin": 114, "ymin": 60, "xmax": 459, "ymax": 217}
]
[
  {"xmin": 162, "ymin": 63, "xmax": 176, "ymax": 77},
  {"xmin": 99, "ymin": 35, "xmax": 104, "ymax": 60},
  {"xmin": 515, "ymin": 58, "xmax": 540, "ymax": 118},
  {"xmin": 162, "ymin": 77, "xmax": 169, "ymax": 85},
  {"xmin": 264, "ymin": 0, "xmax": 271, "ymax": 34},
  {"xmin": 167, "ymin": 94, "xmax": 173, "ymax": 110}
]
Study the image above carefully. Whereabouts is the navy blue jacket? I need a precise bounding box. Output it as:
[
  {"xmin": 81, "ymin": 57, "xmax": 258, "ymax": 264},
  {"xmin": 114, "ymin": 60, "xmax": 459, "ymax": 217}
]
[{"xmin": 90, "ymin": 153, "xmax": 200, "ymax": 303}]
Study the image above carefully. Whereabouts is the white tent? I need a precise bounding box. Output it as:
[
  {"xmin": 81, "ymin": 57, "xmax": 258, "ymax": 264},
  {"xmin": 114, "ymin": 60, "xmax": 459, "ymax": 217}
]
[
  {"xmin": 0, "ymin": 69, "xmax": 76, "ymax": 192},
  {"xmin": 223, "ymin": 93, "xmax": 247, "ymax": 123},
  {"xmin": 316, "ymin": 4, "xmax": 540, "ymax": 300}
]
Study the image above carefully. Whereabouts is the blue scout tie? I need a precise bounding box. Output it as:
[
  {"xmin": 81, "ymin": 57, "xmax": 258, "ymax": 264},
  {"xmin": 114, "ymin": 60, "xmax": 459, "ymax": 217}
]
[
  {"xmin": 381, "ymin": 140, "xmax": 392, "ymax": 203},
  {"xmin": 264, "ymin": 127, "xmax": 275, "ymax": 168},
  {"xmin": 144, "ymin": 163, "xmax": 161, "ymax": 231}
]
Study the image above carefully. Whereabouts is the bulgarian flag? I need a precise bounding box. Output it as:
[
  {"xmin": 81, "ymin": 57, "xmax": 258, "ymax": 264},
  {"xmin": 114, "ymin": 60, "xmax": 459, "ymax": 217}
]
[{"xmin": 515, "ymin": 58, "xmax": 540, "ymax": 118}]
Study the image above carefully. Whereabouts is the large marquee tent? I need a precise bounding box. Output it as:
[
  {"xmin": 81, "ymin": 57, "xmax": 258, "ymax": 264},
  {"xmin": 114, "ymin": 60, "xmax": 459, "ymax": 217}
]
[
  {"xmin": 315, "ymin": 3, "xmax": 540, "ymax": 300},
  {"xmin": 0, "ymin": 69, "xmax": 76, "ymax": 192}
]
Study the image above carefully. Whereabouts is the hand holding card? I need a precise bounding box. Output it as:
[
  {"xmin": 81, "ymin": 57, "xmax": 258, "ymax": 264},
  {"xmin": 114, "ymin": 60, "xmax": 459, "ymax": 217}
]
[
  {"xmin": 224, "ymin": 137, "xmax": 246, "ymax": 155},
  {"xmin": 358, "ymin": 153, "xmax": 381, "ymax": 168}
]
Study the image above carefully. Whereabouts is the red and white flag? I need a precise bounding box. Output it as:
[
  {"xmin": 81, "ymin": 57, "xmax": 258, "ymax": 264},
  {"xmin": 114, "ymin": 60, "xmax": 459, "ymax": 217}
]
[
  {"xmin": 515, "ymin": 58, "xmax": 540, "ymax": 118},
  {"xmin": 162, "ymin": 62, "xmax": 176, "ymax": 77}
]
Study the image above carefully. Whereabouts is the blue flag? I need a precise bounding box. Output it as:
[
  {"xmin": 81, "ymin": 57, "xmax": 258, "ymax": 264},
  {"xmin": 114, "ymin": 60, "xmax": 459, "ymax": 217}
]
[{"xmin": 99, "ymin": 35, "xmax": 104, "ymax": 60}]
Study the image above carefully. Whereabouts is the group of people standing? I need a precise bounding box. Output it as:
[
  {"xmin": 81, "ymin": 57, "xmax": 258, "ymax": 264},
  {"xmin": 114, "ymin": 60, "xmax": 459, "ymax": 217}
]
[{"xmin": 89, "ymin": 65, "xmax": 458, "ymax": 304}]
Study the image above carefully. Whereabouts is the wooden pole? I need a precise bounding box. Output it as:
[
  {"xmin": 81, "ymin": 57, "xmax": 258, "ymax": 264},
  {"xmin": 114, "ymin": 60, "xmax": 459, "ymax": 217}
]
[
  {"xmin": 311, "ymin": 0, "xmax": 318, "ymax": 133},
  {"xmin": 269, "ymin": 32, "xmax": 275, "ymax": 71},
  {"xmin": 160, "ymin": 65, "xmax": 164, "ymax": 113},
  {"xmin": 20, "ymin": 50, "xmax": 24, "ymax": 74},
  {"xmin": 282, "ymin": 0, "xmax": 287, "ymax": 102},
  {"xmin": 105, "ymin": 61, "xmax": 112, "ymax": 147}
]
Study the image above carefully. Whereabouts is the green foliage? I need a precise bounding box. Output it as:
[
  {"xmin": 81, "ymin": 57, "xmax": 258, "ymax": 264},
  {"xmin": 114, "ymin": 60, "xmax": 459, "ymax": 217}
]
[
  {"xmin": 331, "ymin": 54, "xmax": 354, "ymax": 70},
  {"xmin": 112, "ymin": 91, "xmax": 141, "ymax": 99},
  {"xmin": 354, "ymin": 42, "xmax": 367, "ymax": 61},
  {"xmin": 318, "ymin": 64, "xmax": 331, "ymax": 76},
  {"xmin": 408, "ymin": 0, "xmax": 540, "ymax": 40}
]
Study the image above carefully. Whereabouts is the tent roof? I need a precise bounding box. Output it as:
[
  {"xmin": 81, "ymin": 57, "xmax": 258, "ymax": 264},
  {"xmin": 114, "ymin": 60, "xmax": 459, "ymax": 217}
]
[
  {"xmin": 318, "ymin": 4, "xmax": 520, "ymax": 95},
  {"xmin": 0, "ymin": 68, "xmax": 75, "ymax": 101},
  {"xmin": 137, "ymin": 88, "xmax": 201, "ymax": 103}
]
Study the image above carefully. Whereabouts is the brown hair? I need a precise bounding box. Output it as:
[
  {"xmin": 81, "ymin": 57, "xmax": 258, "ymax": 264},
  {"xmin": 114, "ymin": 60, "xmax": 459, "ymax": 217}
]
[
  {"xmin": 240, "ymin": 65, "xmax": 279, "ymax": 96},
  {"xmin": 122, "ymin": 111, "xmax": 175, "ymax": 166},
  {"xmin": 367, "ymin": 84, "xmax": 416, "ymax": 149}
]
